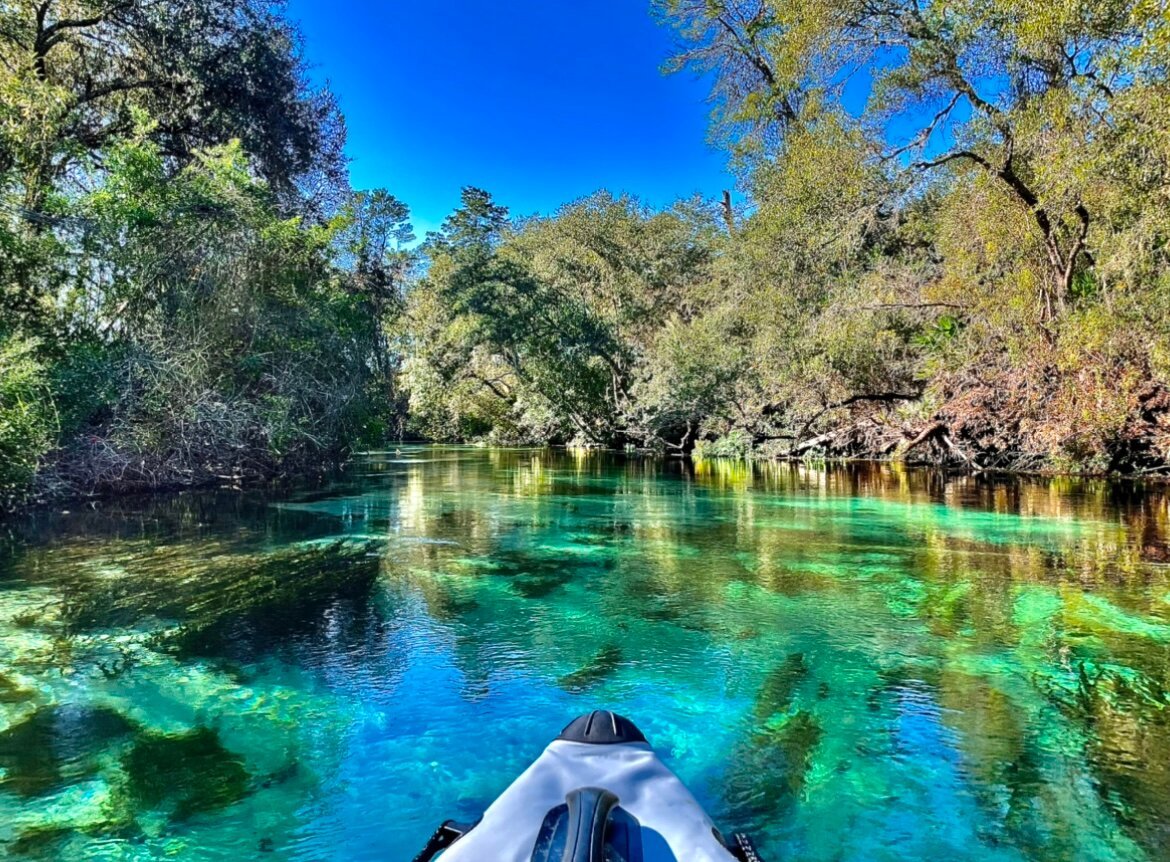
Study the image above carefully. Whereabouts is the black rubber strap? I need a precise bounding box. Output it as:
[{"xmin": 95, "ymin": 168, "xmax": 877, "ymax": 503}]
[
  {"xmin": 561, "ymin": 786, "xmax": 620, "ymax": 862},
  {"xmin": 728, "ymin": 833, "xmax": 765, "ymax": 862},
  {"xmin": 410, "ymin": 820, "xmax": 472, "ymax": 862}
]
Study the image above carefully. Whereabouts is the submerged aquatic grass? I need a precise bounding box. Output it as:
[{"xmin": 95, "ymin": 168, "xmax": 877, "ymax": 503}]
[{"xmin": 1, "ymin": 448, "xmax": 1169, "ymax": 860}]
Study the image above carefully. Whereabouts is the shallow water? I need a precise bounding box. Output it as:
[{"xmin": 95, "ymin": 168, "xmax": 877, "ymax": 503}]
[{"xmin": 2, "ymin": 447, "xmax": 1170, "ymax": 861}]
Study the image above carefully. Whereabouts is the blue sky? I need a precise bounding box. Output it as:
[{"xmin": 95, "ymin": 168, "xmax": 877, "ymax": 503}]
[{"xmin": 286, "ymin": 0, "xmax": 734, "ymax": 236}]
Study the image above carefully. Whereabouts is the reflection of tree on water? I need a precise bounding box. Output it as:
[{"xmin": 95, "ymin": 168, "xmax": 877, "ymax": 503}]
[
  {"xmin": 3, "ymin": 449, "xmax": 1170, "ymax": 860},
  {"xmin": 1042, "ymin": 660, "xmax": 1170, "ymax": 857},
  {"xmin": 379, "ymin": 449, "xmax": 1170, "ymax": 861}
]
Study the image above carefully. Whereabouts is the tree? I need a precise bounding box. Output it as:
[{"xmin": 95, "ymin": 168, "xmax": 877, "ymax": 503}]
[
  {"xmin": 339, "ymin": 189, "xmax": 416, "ymax": 311},
  {"xmin": 0, "ymin": 1, "xmax": 408, "ymax": 507},
  {"xmin": 69, "ymin": 135, "xmax": 393, "ymax": 481},
  {"xmin": 0, "ymin": 0, "xmax": 346, "ymax": 216},
  {"xmin": 399, "ymin": 190, "xmax": 722, "ymax": 447},
  {"xmin": 655, "ymin": 0, "xmax": 798, "ymax": 155},
  {"xmin": 657, "ymin": 0, "xmax": 1170, "ymax": 319}
]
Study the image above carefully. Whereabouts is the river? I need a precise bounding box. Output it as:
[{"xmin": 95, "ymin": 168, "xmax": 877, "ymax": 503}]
[{"xmin": 1, "ymin": 447, "xmax": 1169, "ymax": 861}]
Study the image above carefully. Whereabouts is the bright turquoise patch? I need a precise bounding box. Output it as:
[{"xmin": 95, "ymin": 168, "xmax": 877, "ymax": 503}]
[{"xmin": 0, "ymin": 449, "xmax": 1168, "ymax": 861}]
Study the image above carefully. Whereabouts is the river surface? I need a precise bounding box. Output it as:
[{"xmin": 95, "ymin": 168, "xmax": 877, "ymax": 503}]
[{"xmin": 2, "ymin": 447, "xmax": 1170, "ymax": 861}]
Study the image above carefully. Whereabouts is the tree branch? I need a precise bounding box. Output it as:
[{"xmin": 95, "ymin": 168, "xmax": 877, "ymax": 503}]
[
  {"xmin": 33, "ymin": 1, "xmax": 133, "ymax": 73},
  {"xmin": 913, "ymin": 149, "xmax": 993, "ymax": 172},
  {"xmin": 788, "ymin": 391, "xmax": 922, "ymax": 456},
  {"xmin": 713, "ymin": 11, "xmax": 797, "ymax": 123},
  {"xmin": 854, "ymin": 301, "xmax": 965, "ymax": 310},
  {"xmin": 883, "ymin": 91, "xmax": 962, "ymax": 160},
  {"xmin": 471, "ymin": 373, "xmax": 512, "ymax": 402}
]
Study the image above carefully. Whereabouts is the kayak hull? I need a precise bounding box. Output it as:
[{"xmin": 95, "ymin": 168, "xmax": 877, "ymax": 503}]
[{"xmin": 439, "ymin": 733, "xmax": 737, "ymax": 861}]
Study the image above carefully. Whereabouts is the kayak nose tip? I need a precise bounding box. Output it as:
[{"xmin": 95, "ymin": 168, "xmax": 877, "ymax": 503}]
[{"xmin": 557, "ymin": 710, "xmax": 647, "ymax": 745}]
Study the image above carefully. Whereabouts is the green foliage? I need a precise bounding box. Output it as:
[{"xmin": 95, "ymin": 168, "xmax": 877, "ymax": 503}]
[
  {"xmin": 636, "ymin": 311, "xmax": 746, "ymax": 445},
  {"xmin": 396, "ymin": 0, "xmax": 1169, "ymax": 474},
  {"xmin": 0, "ymin": 336, "xmax": 56, "ymax": 506},
  {"xmin": 60, "ymin": 138, "xmax": 400, "ymax": 485},
  {"xmin": 46, "ymin": 340, "xmax": 119, "ymax": 436},
  {"xmin": 0, "ymin": 0, "xmax": 346, "ymax": 217},
  {"xmin": 916, "ymin": 315, "xmax": 959, "ymax": 345},
  {"xmin": 0, "ymin": 4, "xmax": 409, "ymax": 510},
  {"xmin": 694, "ymin": 430, "xmax": 755, "ymax": 460},
  {"xmin": 2, "ymin": 0, "xmax": 1168, "ymax": 508},
  {"xmin": 381, "ymin": 0, "xmax": 1143, "ymax": 471},
  {"xmin": 399, "ymin": 189, "xmax": 718, "ymax": 447}
]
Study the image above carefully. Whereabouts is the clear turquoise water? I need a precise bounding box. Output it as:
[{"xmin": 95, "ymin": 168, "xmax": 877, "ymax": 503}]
[{"xmin": 2, "ymin": 447, "xmax": 1170, "ymax": 861}]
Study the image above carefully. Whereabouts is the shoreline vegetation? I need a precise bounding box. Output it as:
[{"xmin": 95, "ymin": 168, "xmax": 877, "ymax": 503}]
[{"xmin": 4, "ymin": 1, "xmax": 1170, "ymax": 515}]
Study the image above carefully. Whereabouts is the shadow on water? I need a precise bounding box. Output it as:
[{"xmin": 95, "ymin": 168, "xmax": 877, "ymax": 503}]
[{"xmin": 0, "ymin": 705, "xmax": 135, "ymax": 797}]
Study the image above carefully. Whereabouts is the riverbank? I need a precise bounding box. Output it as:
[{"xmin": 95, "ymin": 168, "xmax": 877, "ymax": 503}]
[
  {"xmin": 8, "ymin": 430, "xmax": 1169, "ymax": 524},
  {"xmin": 1, "ymin": 440, "xmax": 348, "ymax": 520},
  {"xmin": 727, "ymin": 379, "xmax": 1170, "ymax": 477}
]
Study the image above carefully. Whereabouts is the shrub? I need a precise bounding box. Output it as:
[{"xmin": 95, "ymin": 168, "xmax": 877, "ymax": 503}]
[
  {"xmin": 694, "ymin": 429, "xmax": 754, "ymax": 460},
  {"xmin": 0, "ymin": 337, "xmax": 57, "ymax": 507}
]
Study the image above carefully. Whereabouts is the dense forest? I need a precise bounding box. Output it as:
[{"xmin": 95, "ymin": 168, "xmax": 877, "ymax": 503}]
[
  {"xmin": 3, "ymin": 0, "xmax": 1170, "ymax": 510},
  {"xmin": 0, "ymin": 0, "xmax": 410, "ymax": 509}
]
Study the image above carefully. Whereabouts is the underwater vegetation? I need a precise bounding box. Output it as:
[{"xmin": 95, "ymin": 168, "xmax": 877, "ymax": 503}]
[
  {"xmin": 3, "ymin": 538, "xmax": 380, "ymax": 663},
  {"xmin": 0, "ymin": 705, "xmax": 135, "ymax": 797},
  {"xmin": 121, "ymin": 727, "xmax": 250, "ymax": 821},
  {"xmin": 1052, "ymin": 663, "xmax": 1170, "ymax": 856},
  {"xmin": 3, "ymin": 450, "xmax": 1170, "ymax": 861},
  {"xmin": 0, "ymin": 537, "xmax": 379, "ymax": 858},
  {"xmin": 0, "ymin": 704, "xmax": 251, "ymax": 845},
  {"xmin": 720, "ymin": 654, "xmax": 823, "ymax": 831},
  {"xmin": 752, "ymin": 654, "xmax": 810, "ymax": 723},
  {"xmin": 725, "ymin": 711, "xmax": 824, "ymax": 824},
  {"xmin": 557, "ymin": 645, "xmax": 624, "ymax": 692},
  {"xmin": 165, "ymin": 542, "xmax": 381, "ymax": 660}
]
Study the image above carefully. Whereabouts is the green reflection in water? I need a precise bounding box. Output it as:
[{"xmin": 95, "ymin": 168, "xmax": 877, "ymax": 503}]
[{"xmin": 0, "ymin": 448, "xmax": 1169, "ymax": 861}]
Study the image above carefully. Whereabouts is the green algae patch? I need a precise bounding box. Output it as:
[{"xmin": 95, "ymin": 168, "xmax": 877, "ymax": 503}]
[
  {"xmin": 1047, "ymin": 661, "xmax": 1170, "ymax": 858},
  {"xmin": 929, "ymin": 580, "xmax": 974, "ymax": 626},
  {"xmin": 754, "ymin": 653, "xmax": 810, "ymax": 722},
  {"xmin": 1065, "ymin": 593, "xmax": 1170, "ymax": 643},
  {"xmin": 10, "ymin": 825, "xmax": 74, "ymax": 858},
  {"xmin": 880, "ymin": 575, "xmax": 929, "ymax": 617},
  {"xmin": 511, "ymin": 575, "xmax": 565, "ymax": 599},
  {"xmin": 120, "ymin": 727, "xmax": 249, "ymax": 820},
  {"xmin": 557, "ymin": 644, "xmax": 623, "ymax": 692},
  {"xmin": 725, "ymin": 710, "xmax": 824, "ymax": 823},
  {"xmin": 1013, "ymin": 586, "xmax": 1063, "ymax": 630},
  {"xmin": 0, "ymin": 672, "xmax": 34, "ymax": 704},
  {"xmin": 0, "ymin": 705, "xmax": 135, "ymax": 797}
]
